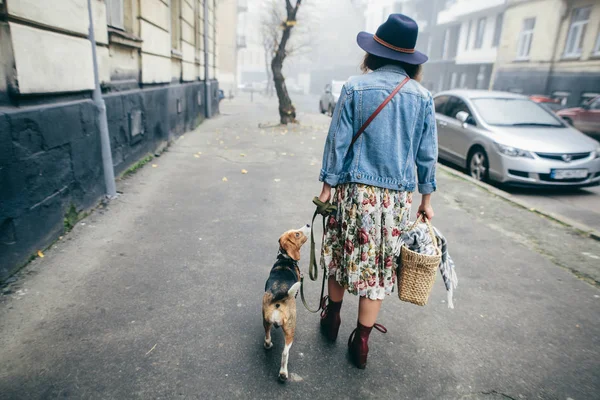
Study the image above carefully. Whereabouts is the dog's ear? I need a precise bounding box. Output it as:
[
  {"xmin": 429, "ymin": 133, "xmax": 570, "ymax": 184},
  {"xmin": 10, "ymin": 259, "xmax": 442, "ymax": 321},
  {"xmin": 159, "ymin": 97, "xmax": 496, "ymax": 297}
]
[
  {"xmin": 281, "ymin": 234, "xmax": 301, "ymax": 260},
  {"xmin": 287, "ymin": 282, "xmax": 301, "ymax": 298}
]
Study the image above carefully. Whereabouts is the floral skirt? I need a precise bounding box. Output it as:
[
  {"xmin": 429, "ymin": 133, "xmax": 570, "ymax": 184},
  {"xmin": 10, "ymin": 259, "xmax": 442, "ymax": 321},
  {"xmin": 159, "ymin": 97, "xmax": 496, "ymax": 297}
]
[{"xmin": 320, "ymin": 184, "xmax": 413, "ymax": 300}]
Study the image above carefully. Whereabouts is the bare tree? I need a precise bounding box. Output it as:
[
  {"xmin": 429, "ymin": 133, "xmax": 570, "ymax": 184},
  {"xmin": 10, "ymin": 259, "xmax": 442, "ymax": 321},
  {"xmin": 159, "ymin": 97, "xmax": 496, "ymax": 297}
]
[{"xmin": 270, "ymin": 0, "xmax": 302, "ymax": 125}]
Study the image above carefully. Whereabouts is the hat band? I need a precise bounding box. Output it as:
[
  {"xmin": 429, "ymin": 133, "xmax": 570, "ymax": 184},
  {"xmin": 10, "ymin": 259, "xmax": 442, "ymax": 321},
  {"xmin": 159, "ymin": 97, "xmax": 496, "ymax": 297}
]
[{"xmin": 373, "ymin": 35, "xmax": 415, "ymax": 54}]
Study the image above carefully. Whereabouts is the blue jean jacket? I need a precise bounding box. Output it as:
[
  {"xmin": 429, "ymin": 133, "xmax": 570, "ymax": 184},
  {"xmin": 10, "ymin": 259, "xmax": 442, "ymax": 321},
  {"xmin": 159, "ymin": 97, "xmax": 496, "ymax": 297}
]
[{"xmin": 319, "ymin": 65, "xmax": 438, "ymax": 194}]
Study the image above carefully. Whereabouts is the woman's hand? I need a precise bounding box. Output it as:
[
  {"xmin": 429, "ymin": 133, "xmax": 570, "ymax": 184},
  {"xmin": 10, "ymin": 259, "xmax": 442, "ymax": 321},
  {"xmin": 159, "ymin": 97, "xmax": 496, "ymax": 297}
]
[
  {"xmin": 417, "ymin": 194, "xmax": 434, "ymax": 220},
  {"xmin": 318, "ymin": 183, "xmax": 332, "ymax": 203},
  {"xmin": 417, "ymin": 203, "xmax": 434, "ymax": 220}
]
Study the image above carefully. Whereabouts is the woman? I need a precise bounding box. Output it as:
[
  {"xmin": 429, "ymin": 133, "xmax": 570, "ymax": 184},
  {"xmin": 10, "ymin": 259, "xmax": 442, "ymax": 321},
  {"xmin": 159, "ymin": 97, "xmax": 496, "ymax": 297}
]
[{"xmin": 317, "ymin": 14, "xmax": 437, "ymax": 369}]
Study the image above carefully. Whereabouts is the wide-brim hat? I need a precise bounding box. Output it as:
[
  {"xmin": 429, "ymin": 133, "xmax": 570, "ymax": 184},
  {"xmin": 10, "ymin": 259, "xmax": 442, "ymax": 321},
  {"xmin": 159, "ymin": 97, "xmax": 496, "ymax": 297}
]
[{"xmin": 357, "ymin": 14, "xmax": 428, "ymax": 65}]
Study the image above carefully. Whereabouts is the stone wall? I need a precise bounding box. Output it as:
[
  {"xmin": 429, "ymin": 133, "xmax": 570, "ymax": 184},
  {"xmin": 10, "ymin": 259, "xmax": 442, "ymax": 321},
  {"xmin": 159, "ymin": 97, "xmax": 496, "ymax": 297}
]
[{"xmin": 0, "ymin": 80, "xmax": 218, "ymax": 282}]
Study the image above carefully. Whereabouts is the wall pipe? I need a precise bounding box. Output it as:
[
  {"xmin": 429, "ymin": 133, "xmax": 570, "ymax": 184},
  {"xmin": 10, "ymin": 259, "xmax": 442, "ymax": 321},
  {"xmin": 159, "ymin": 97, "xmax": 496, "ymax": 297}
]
[{"xmin": 87, "ymin": 0, "xmax": 117, "ymax": 198}]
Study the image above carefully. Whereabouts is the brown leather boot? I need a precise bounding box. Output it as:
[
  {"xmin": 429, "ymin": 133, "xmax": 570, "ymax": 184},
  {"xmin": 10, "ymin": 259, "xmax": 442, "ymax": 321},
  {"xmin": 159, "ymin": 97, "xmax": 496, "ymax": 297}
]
[
  {"xmin": 348, "ymin": 321, "xmax": 387, "ymax": 369},
  {"xmin": 320, "ymin": 296, "xmax": 342, "ymax": 342}
]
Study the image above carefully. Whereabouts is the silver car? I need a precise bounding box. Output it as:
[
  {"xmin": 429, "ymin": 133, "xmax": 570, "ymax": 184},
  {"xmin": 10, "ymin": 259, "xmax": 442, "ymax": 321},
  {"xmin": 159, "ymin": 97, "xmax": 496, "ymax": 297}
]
[
  {"xmin": 319, "ymin": 80, "xmax": 345, "ymax": 116},
  {"xmin": 434, "ymin": 90, "xmax": 600, "ymax": 187}
]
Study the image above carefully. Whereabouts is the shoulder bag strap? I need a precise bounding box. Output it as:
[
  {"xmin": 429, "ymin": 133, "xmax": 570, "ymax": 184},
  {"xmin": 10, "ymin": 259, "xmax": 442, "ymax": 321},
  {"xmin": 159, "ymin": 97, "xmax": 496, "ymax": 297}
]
[{"xmin": 349, "ymin": 76, "xmax": 411, "ymax": 148}]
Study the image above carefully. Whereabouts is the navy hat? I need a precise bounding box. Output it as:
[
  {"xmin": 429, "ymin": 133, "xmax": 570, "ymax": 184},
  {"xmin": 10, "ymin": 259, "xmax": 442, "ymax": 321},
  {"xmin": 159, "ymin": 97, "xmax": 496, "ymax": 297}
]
[{"xmin": 357, "ymin": 14, "xmax": 428, "ymax": 65}]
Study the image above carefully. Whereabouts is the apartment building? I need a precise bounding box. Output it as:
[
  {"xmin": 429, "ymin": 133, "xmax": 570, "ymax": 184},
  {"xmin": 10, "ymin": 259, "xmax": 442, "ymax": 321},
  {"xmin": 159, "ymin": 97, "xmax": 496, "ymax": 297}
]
[
  {"xmin": 0, "ymin": 0, "xmax": 230, "ymax": 280},
  {"xmin": 424, "ymin": 0, "xmax": 507, "ymax": 93},
  {"xmin": 492, "ymin": 0, "xmax": 600, "ymax": 107}
]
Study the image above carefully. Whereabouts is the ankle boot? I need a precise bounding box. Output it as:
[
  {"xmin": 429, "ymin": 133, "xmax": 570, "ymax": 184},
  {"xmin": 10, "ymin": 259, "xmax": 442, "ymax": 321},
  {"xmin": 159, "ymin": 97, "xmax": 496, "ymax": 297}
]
[
  {"xmin": 320, "ymin": 296, "xmax": 342, "ymax": 341},
  {"xmin": 348, "ymin": 321, "xmax": 387, "ymax": 369}
]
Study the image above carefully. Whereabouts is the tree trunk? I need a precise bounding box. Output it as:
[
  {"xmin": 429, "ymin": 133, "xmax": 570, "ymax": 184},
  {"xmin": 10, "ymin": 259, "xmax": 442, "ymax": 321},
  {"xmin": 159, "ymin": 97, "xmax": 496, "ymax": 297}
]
[{"xmin": 270, "ymin": 0, "xmax": 301, "ymax": 125}]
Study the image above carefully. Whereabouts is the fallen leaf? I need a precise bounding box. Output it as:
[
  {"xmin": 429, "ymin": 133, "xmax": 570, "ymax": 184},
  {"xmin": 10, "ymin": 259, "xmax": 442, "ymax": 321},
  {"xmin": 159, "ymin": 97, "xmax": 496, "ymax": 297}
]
[
  {"xmin": 194, "ymin": 154, "xmax": 200, "ymax": 158},
  {"xmin": 240, "ymin": 153, "xmax": 246, "ymax": 157},
  {"xmin": 152, "ymin": 164, "xmax": 158, "ymax": 168},
  {"xmin": 222, "ymin": 177, "xmax": 228, "ymax": 182},
  {"xmin": 274, "ymin": 178, "xmax": 281, "ymax": 182},
  {"xmin": 219, "ymin": 141, "xmax": 224, "ymax": 145},
  {"xmin": 310, "ymin": 162, "xmax": 316, "ymax": 166},
  {"xmin": 312, "ymin": 137, "xmax": 316, "ymax": 140},
  {"xmin": 281, "ymin": 152, "xmax": 287, "ymax": 156},
  {"xmin": 197, "ymin": 152, "xmax": 202, "ymax": 155},
  {"xmin": 236, "ymin": 136, "xmax": 240, "ymax": 139},
  {"xmin": 290, "ymin": 153, "xmax": 295, "ymax": 157},
  {"xmin": 241, "ymin": 169, "xmax": 248, "ymax": 174},
  {"xmin": 37, "ymin": 250, "xmax": 44, "ymax": 258}
]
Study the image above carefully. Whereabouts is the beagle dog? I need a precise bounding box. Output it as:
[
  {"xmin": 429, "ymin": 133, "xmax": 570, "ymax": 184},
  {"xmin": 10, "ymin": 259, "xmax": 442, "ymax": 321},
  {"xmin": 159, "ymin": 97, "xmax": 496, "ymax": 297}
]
[{"xmin": 262, "ymin": 224, "xmax": 310, "ymax": 381}]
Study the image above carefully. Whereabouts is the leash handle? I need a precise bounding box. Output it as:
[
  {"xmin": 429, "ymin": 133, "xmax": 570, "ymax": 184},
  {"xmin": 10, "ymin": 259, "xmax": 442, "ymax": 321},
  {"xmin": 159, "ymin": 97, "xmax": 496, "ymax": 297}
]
[{"xmin": 301, "ymin": 197, "xmax": 337, "ymax": 313}]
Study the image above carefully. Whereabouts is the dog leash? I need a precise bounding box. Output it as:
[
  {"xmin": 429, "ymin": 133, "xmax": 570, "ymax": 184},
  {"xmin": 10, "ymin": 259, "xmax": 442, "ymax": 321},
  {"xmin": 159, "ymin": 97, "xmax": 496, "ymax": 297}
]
[{"xmin": 300, "ymin": 197, "xmax": 337, "ymax": 313}]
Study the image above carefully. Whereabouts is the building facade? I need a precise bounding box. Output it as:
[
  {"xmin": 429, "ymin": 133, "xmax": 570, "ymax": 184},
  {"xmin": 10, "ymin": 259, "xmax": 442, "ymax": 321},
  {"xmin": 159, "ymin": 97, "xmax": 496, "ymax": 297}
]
[
  {"xmin": 423, "ymin": 0, "xmax": 507, "ymax": 93},
  {"xmin": 492, "ymin": 0, "xmax": 600, "ymax": 107},
  {"xmin": 0, "ymin": 0, "xmax": 229, "ymax": 281}
]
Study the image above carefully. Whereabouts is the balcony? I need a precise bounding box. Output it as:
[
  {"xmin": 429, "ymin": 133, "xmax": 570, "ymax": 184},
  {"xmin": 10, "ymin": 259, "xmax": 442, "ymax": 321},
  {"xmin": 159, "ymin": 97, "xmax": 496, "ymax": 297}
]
[
  {"xmin": 237, "ymin": 35, "xmax": 247, "ymax": 49},
  {"xmin": 238, "ymin": 0, "xmax": 248, "ymax": 12}
]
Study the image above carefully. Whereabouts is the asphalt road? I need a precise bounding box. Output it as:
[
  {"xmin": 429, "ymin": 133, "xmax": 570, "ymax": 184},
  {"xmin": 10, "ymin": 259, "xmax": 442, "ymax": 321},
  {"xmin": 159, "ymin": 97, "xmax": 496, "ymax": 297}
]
[{"xmin": 1, "ymin": 96, "xmax": 599, "ymax": 400}]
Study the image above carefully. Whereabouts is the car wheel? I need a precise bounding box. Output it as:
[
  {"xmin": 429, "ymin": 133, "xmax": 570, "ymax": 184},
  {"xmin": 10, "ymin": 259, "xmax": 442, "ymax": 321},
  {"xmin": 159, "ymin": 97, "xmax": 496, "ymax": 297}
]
[
  {"xmin": 328, "ymin": 104, "xmax": 334, "ymax": 117},
  {"xmin": 319, "ymin": 101, "xmax": 325, "ymax": 114},
  {"xmin": 467, "ymin": 148, "xmax": 489, "ymax": 182}
]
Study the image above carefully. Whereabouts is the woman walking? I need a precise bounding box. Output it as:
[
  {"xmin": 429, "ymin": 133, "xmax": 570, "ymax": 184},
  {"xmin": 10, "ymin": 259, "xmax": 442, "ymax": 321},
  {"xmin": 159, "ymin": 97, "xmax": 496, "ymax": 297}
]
[{"xmin": 317, "ymin": 14, "xmax": 438, "ymax": 369}]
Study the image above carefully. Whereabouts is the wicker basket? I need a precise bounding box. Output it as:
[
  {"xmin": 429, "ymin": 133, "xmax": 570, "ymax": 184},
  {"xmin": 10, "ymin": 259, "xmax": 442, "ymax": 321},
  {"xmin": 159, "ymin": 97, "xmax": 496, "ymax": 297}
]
[{"xmin": 397, "ymin": 216, "xmax": 441, "ymax": 306}]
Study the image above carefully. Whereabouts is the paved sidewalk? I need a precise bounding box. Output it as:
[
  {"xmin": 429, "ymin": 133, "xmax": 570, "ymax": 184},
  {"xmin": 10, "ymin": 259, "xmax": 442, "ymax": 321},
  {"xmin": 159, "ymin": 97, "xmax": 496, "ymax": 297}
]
[{"xmin": 1, "ymin": 98, "xmax": 599, "ymax": 400}]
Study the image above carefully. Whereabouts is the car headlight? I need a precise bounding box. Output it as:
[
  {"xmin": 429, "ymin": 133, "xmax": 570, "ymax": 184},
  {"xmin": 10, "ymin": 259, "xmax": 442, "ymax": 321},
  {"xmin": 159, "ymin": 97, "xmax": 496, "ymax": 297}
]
[{"xmin": 496, "ymin": 143, "xmax": 534, "ymax": 159}]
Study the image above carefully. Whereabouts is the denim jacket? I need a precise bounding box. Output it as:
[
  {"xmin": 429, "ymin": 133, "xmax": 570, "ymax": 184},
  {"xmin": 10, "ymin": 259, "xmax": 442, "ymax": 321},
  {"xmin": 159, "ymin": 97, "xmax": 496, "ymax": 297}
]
[{"xmin": 319, "ymin": 65, "xmax": 438, "ymax": 194}]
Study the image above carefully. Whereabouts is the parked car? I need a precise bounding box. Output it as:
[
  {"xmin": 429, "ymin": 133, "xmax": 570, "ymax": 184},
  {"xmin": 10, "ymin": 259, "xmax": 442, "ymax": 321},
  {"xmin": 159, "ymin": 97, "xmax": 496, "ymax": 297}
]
[
  {"xmin": 557, "ymin": 96, "xmax": 600, "ymax": 140},
  {"xmin": 529, "ymin": 95, "xmax": 564, "ymax": 113},
  {"xmin": 434, "ymin": 90, "xmax": 600, "ymax": 187},
  {"xmin": 319, "ymin": 80, "xmax": 345, "ymax": 116}
]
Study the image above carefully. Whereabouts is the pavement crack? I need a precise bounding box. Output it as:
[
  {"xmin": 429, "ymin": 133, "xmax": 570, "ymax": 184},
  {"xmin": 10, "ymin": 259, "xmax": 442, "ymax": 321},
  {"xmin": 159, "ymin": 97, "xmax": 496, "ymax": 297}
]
[{"xmin": 481, "ymin": 390, "xmax": 517, "ymax": 400}]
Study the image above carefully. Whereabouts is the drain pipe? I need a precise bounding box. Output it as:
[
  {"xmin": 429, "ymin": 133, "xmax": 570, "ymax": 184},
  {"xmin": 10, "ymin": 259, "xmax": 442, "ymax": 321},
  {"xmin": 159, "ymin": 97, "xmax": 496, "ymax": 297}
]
[
  {"xmin": 204, "ymin": 0, "xmax": 211, "ymax": 118},
  {"xmin": 87, "ymin": 0, "xmax": 117, "ymax": 198}
]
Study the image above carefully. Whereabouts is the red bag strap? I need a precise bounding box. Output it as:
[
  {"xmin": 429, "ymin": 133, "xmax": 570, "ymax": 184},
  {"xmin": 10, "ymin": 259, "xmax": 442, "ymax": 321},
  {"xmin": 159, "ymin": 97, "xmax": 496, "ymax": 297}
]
[{"xmin": 349, "ymin": 76, "xmax": 410, "ymax": 148}]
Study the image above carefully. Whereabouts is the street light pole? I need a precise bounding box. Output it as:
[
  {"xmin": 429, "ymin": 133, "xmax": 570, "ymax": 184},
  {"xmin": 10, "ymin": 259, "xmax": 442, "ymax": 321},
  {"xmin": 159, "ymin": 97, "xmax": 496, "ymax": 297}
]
[{"xmin": 87, "ymin": 0, "xmax": 117, "ymax": 198}]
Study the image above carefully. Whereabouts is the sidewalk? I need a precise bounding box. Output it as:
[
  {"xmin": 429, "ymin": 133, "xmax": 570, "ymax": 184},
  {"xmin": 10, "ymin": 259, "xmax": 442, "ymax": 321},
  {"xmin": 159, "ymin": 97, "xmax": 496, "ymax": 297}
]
[{"xmin": 1, "ymin": 98, "xmax": 599, "ymax": 400}]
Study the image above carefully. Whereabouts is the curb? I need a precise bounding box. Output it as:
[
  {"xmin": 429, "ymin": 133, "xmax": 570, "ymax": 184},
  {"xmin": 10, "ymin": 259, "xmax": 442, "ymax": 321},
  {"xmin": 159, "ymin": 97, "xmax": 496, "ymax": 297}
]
[{"xmin": 438, "ymin": 164, "xmax": 600, "ymax": 242}]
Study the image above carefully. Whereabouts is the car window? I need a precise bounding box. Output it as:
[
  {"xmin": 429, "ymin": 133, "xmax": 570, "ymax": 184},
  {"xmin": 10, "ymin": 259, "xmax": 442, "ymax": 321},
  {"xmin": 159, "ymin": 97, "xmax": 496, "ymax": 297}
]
[
  {"xmin": 471, "ymin": 98, "xmax": 564, "ymax": 127},
  {"xmin": 434, "ymin": 95, "xmax": 449, "ymax": 115},
  {"xmin": 590, "ymin": 98, "xmax": 600, "ymax": 110},
  {"xmin": 445, "ymin": 96, "xmax": 476, "ymax": 125}
]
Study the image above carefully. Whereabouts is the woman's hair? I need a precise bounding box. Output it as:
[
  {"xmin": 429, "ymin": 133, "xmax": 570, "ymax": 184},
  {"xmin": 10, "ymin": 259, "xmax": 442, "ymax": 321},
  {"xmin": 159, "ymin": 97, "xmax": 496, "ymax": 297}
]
[{"xmin": 361, "ymin": 53, "xmax": 423, "ymax": 82}]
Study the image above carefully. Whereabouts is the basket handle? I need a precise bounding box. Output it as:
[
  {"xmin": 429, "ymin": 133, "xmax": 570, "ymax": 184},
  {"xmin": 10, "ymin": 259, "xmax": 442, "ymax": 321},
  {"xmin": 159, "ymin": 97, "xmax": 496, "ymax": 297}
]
[{"xmin": 406, "ymin": 214, "xmax": 441, "ymax": 256}]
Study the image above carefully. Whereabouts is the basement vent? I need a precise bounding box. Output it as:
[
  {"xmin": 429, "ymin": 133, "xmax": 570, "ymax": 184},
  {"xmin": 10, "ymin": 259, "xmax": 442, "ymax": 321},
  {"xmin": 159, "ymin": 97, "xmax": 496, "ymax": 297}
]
[
  {"xmin": 177, "ymin": 99, "xmax": 182, "ymax": 114},
  {"xmin": 129, "ymin": 110, "xmax": 143, "ymax": 144},
  {"xmin": 197, "ymin": 91, "xmax": 203, "ymax": 106}
]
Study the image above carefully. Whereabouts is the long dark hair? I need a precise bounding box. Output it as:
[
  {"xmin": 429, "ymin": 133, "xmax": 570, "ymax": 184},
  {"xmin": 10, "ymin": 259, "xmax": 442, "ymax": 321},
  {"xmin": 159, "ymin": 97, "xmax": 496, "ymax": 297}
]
[{"xmin": 361, "ymin": 53, "xmax": 423, "ymax": 81}]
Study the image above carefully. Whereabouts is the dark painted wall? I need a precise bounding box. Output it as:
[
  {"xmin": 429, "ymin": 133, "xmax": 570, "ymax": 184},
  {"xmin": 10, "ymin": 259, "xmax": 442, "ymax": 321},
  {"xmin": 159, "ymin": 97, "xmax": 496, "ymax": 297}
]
[
  {"xmin": 493, "ymin": 69, "xmax": 600, "ymax": 107},
  {"xmin": 0, "ymin": 80, "xmax": 218, "ymax": 282}
]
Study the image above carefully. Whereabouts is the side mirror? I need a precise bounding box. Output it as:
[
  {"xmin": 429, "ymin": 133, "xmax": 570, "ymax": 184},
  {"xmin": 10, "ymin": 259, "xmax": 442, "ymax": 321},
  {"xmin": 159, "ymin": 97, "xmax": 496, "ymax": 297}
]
[{"xmin": 456, "ymin": 111, "xmax": 470, "ymax": 126}]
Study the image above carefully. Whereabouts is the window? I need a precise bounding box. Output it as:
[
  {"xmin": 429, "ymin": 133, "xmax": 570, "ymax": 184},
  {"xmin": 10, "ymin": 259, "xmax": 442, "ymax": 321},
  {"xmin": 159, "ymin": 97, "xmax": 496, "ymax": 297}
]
[
  {"xmin": 434, "ymin": 95, "xmax": 449, "ymax": 115},
  {"xmin": 464, "ymin": 20, "xmax": 472, "ymax": 50},
  {"xmin": 442, "ymin": 28, "xmax": 451, "ymax": 60},
  {"xmin": 445, "ymin": 96, "xmax": 475, "ymax": 124},
  {"xmin": 471, "ymin": 98, "xmax": 563, "ymax": 127},
  {"xmin": 564, "ymin": 6, "xmax": 591, "ymax": 58},
  {"xmin": 459, "ymin": 72, "xmax": 467, "ymax": 88},
  {"xmin": 450, "ymin": 72, "xmax": 458, "ymax": 89},
  {"xmin": 106, "ymin": 0, "xmax": 124, "ymax": 30},
  {"xmin": 593, "ymin": 26, "xmax": 600, "ymax": 55},
  {"xmin": 492, "ymin": 13, "xmax": 503, "ymax": 47},
  {"xmin": 516, "ymin": 18, "xmax": 535, "ymax": 60},
  {"xmin": 474, "ymin": 17, "xmax": 486, "ymax": 49},
  {"xmin": 552, "ymin": 91, "xmax": 570, "ymax": 106},
  {"xmin": 589, "ymin": 97, "xmax": 600, "ymax": 110},
  {"xmin": 580, "ymin": 92, "xmax": 600, "ymax": 106}
]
